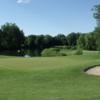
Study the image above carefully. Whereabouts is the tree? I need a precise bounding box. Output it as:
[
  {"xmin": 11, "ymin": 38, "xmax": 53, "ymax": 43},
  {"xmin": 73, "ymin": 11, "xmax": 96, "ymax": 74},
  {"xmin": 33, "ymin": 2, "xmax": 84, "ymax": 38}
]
[
  {"xmin": 61, "ymin": 37, "xmax": 67, "ymax": 45},
  {"xmin": 66, "ymin": 32, "xmax": 77, "ymax": 46},
  {"xmin": 77, "ymin": 33, "xmax": 86, "ymax": 49},
  {"xmin": 24, "ymin": 36, "xmax": 28, "ymax": 47},
  {"xmin": 91, "ymin": 4, "xmax": 100, "ymax": 27},
  {"xmin": 76, "ymin": 32, "xmax": 81, "ymax": 40},
  {"xmin": 43, "ymin": 35, "xmax": 53, "ymax": 47},
  {"xmin": 27, "ymin": 35, "xmax": 36, "ymax": 48},
  {"xmin": 93, "ymin": 27, "xmax": 100, "ymax": 50},
  {"xmin": 75, "ymin": 33, "xmax": 84, "ymax": 55},
  {"xmin": 0, "ymin": 22, "xmax": 25, "ymax": 49},
  {"xmin": 85, "ymin": 32, "xmax": 96, "ymax": 50},
  {"xmin": 35, "ymin": 35, "xmax": 44, "ymax": 47},
  {"xmin": 0, "ymin": 29, "xmax": 3, "ymax": 48},
  {"xmin": 91, "ymin": 4, "xmax": 100, "ymax": 51},
  {"xmin": 54, "ymin": 34, "xmax": 65, "ymax": 45}
]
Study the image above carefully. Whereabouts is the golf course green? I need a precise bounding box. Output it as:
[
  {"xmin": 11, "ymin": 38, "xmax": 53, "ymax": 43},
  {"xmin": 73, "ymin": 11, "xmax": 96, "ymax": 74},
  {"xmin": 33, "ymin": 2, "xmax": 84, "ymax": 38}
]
[{"xmin": 0, "ymin": 50, "xmax": 100, "ymax": 100}]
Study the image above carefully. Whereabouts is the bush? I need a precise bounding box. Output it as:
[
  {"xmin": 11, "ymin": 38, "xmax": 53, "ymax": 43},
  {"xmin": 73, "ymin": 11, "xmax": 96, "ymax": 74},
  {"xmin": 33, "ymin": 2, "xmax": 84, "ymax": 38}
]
[
  {"xmin": 57, "ymin": 53, "xmax": 66, "ymax": 56},
  {"xmin": 74, "ymin": 48, "xmax": 83, "ymax": 55},
  {"xmin": 63, "ymin": 46, "xmax": 72, "ymax": 50},
  {"xmin": 41, "ymin": 48, "xmax": 66, "ymax": 57},
  {"xmin": 52, "ymin": 48, "xmax": 60, "ymax": 52},
  {"xmin": 63, "ymin": 46, "xmax": 68, "ymax": 50},
  {"xmin": 71, "ymin": 46, "xmax": 77, "ymax": 50},
  {"xmin": 54, "ymin": 46, "xmax": 63, "ymax": 50}
]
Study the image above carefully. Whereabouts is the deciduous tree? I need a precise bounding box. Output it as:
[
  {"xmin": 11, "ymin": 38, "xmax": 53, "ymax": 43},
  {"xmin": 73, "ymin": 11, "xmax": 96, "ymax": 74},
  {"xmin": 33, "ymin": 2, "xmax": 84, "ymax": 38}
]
[{"xmin": 0, "ymin": 22, "xmax": 25, "ymax": 49}]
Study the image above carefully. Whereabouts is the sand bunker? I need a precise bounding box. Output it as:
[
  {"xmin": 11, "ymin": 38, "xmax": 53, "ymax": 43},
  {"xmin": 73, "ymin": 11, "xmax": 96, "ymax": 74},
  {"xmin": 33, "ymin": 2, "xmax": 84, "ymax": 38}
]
[{"xmin": 85, "ymin": 66, "xmax": 100, "ymax": 75}]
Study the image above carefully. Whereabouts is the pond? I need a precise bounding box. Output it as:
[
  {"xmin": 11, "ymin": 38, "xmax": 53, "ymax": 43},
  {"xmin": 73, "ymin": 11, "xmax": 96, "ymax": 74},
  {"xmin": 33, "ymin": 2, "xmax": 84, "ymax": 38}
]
[{"xmin": 0, "ymin": 48, "xmax": 43, "ymax": 57}]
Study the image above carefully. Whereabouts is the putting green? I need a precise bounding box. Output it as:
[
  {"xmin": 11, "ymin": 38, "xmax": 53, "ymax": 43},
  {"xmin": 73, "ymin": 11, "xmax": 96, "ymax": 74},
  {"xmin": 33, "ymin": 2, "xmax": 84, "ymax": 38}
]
[{"xmin": 0, "ymin": 56, "xmax": 88, "ymax": 70}]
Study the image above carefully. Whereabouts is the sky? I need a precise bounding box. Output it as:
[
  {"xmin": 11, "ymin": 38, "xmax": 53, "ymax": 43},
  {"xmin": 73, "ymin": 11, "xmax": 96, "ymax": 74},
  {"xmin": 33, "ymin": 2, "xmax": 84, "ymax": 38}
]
[{"xmin": 0, "ymin": 0, "xmax": 100, "ymax": 36}]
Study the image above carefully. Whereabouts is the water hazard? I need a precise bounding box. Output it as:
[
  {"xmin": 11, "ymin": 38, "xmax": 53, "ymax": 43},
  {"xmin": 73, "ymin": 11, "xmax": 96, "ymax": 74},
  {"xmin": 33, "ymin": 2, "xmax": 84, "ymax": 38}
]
[{"xmin": 0, "ymin": 49, "xmax": 42, "ymax": 57}]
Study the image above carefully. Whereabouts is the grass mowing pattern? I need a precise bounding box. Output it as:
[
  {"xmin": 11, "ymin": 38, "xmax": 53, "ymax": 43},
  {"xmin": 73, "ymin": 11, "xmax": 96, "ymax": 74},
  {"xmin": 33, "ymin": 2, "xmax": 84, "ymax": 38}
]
[{"xmin": 0, "ymin": 51, "xmax": 100, "ymax": 100}]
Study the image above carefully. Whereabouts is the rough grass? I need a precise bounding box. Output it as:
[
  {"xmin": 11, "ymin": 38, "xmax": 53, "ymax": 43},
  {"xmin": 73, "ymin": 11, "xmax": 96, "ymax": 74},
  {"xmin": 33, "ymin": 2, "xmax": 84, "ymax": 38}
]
[{"xmin": 0, "ymin": 50, "xmax": 100, "ymax": 100}]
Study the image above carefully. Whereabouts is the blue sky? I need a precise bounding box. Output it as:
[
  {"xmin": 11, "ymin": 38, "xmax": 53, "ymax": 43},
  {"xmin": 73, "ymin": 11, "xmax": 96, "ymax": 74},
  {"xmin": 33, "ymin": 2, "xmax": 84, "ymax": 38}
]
[{"xmin": 0, "ymin": 0, "xmax": 100, "ymax": 36}]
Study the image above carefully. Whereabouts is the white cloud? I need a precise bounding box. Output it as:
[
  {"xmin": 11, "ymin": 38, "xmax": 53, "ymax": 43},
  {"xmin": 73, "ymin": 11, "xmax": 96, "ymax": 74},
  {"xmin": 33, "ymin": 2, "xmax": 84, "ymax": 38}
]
[
  {"xmin": 17, "ymin": 0, "xmax": 30, "ymax": 3},
  {"xmin": 17, "ymin": 0, "xmax": 23, "ymax": 3}
]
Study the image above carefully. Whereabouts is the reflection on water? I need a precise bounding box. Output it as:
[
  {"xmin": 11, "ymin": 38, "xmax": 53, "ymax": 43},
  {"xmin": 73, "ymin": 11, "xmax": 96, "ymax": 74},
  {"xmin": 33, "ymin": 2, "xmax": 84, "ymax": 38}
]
[
  {"xmin": 24, "ymin": 55, "xmax": 30, "ymax": 57},
  {"xmin": 0, "ymin": 48, "xmax": 42, "ymax": 57}
]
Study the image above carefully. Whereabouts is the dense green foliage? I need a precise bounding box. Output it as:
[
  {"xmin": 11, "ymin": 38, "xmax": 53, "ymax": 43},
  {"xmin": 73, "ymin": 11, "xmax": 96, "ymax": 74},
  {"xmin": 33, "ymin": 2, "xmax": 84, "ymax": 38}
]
[
  {"xmin": 41, "ymin": 47, "xmax": 66, "ymax": 57},
  {"xmin": 66, "ymin": 32, "xmax": 80, "ymax": 46},
  {"xmin": 0, "ymin": 23, "xmax": 25, "ymax": 49},
  {"xmin": 0, "ymin": 22, "xmax": 82, "ymax": 50},
  {"xmin": 27, "ymin": 35, "xmax": 36, "ymax": 48},
  {"xmin": 91, "ymin": 4, "xmax": 100, "ymax": 27},
  {"xmin": 0, "ymin": 22, "xmax": 81, "ymax": 49},
  {"xmin": 93, "ymin": 27, "xmax": 100, "ymax": 50},
  {"xmin": 76, "ymin": 29, "xmax": 100, "ymax": 51},
  {"xmin": 0, "ymin": 23, "xmax": 99, "ymax": 51},
  {"xmin": 74, "ymin": 48, "xmax": 83, "ymax": 55},
  {"xmin": 0, "ymin": 51, "xmax": 100, "ymax": 99},
  {"xmin": 1, "ymin": 22, "xmax": 100, "ymax": 51},
  {"xmin": 0, "ymin": 21, "xmax": 99, "ymax": 51}
]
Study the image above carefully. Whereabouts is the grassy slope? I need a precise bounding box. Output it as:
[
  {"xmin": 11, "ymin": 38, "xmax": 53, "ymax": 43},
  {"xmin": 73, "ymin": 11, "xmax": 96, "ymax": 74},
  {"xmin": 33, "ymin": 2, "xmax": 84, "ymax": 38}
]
[{"xmin": 0, "ymin": 51, "xmax": 100, "ymax": 100}]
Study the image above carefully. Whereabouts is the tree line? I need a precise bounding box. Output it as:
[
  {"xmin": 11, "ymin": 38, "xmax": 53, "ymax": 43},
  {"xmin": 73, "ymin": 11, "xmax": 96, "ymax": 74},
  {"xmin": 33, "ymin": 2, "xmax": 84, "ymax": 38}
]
[
  {"xmin": 77, "ymin": 27, "xmax": 100, "ymax": 51},
  {"xmin": 0, "ymin": 23, "xmax": 99, "ymax": 50},
  {"xmin": 0, "ymin": 4, "xmax": 100, "ymax": 51},
  {"xmin": 0, "ymin": 22, "xmax": 82, "ymax": 49}
]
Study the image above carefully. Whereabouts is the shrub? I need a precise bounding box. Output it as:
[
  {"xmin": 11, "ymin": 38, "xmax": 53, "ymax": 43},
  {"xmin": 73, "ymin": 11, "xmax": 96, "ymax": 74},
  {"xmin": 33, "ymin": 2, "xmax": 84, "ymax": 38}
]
[
  {"xmin": 74, "ymin": 48, "xmax": 83, "ymax": 55},
  {"xmin": 63, "ymin": 46, "xmax": 72, "ymax": 50},
  {"xmin": 54, "ymin": 46, "xmax": 63, "ymax": 50},
  {"xmin": 52, "ymin": 48, "xmax": 60, "ymax": 52},
  {"xmin": 63, "ymin": 46, "xmax": 68, "ymax": 50},
  {"xmin": 57, "ymin": 53, "xmax": 66, "ymax": 56},
  {"xmin": 71, "ymin": 46, "xmax": 77, "ymax": 50},
  {"xmin": 41, "ymin": 48, "xmax": 66, "ymax": 57}
]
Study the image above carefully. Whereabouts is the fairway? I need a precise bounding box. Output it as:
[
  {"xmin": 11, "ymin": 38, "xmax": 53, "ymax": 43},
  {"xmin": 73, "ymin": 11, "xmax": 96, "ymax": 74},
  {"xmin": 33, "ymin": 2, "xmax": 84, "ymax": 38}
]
[{"xmin": 0, "ymin": 50, "xmax": 100, "ymax": 100}]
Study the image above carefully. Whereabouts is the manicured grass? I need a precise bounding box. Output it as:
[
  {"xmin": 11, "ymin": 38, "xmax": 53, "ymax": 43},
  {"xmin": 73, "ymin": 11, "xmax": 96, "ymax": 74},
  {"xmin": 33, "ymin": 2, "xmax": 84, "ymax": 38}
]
[{"xmin": 0, "ymin": 51, "xmax": 100, "ymax": 100}]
